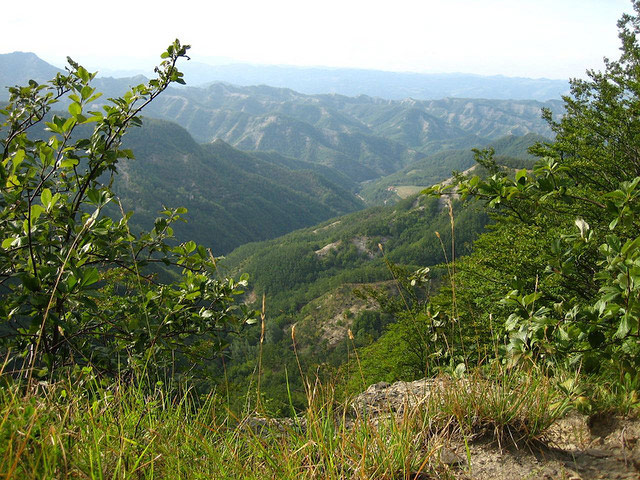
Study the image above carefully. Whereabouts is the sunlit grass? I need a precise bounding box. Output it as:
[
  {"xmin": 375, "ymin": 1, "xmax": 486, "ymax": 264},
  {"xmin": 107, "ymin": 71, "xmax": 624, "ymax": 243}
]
[{"xmin": 0, "ymin": 360, "xmax": 592, "ymax": 480}]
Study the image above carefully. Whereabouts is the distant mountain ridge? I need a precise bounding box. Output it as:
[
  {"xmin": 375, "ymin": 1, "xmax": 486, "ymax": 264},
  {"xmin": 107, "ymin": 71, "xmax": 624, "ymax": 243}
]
[
  {"xmin": 181, "ymin": 63, "xmax": 569, "ymax": 101},
  {"xmin": 0, "ymin": 51, "xmax": 63, "ymax": 88},
  {"xmin": 2, "ymin": 52, "xmax": 564, "ymax": 186},
  {"xmin": 0, "ymin": 52, "xmax": 569, "ymax": 101},
  {"xmin": 94, "ymin": 59, "xmax": 569, "ymax": 101},
  {"xmin": 0, "ymin": 51, "xmax": 569, "ymax": 101}
]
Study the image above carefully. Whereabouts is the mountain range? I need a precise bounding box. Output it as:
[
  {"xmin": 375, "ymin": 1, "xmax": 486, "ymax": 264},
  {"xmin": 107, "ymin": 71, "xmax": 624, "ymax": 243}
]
[
  {"xmin": 1, "ymin": 52, "xmax": 564, "ymax": 186},
  {"xmin": 138, "ymin": 83, "xmax": 562, "ymax": 184},
  {"xmin": 1, "ymin": 51, "xmax": 565, "ymax": 252},
  {"xmin": 0, "ymin": 52, "xmax": 569, "ymax": 101}
]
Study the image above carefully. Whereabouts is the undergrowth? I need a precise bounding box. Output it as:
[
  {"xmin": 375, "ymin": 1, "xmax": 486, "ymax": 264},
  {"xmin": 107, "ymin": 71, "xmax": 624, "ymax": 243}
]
[{"xmin": 1, "ymin": 358, "xmax": 614, "ymax": 480}]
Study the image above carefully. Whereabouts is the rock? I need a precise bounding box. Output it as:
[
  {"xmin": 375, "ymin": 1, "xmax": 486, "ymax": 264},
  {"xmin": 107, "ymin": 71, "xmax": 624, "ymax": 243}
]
[
  {"xmin": 241, "ymin": 415, "xmax": 304, "ymax": 435},
  {"xmin": 351, "ymin": 378, "xmax": 449, "ymax": 415},
  {"xmin": 348, "ymin": 378, "xmax": 640, "ymax": 479},
  {"xmin": 439, "ymin": 447, "xmax": 466, "ymax": 467},
  {"xmin": 585, "ymin": 448, "xmax": 612, "ymax": 458}
]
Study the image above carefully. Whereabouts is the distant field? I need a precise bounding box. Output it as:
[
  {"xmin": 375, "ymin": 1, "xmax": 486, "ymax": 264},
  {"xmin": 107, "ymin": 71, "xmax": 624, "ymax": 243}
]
[{"xmin": 393, "ymin": 185, "xmax": 429, "ymax": 199}]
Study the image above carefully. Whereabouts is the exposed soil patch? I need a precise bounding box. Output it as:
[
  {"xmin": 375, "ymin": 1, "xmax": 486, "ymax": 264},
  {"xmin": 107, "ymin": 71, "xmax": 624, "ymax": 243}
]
[
  {"xmin": 312, "ymin": 220, "xmax": 342, "ymax": 234},
  {"xmin": 353, "ymin": 379, "xmax": 640, "ymax": 480},
  {"xmin": 315, "ymin": 240, "xmax": 341, "ymax": 257},
  {"xmin": 351, "ymin": 236, "xmax": 375, "ymax": 258}
]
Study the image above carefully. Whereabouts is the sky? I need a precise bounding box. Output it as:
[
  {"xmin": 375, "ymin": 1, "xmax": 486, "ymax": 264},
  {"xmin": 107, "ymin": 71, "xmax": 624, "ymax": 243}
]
[{"xmin": 2, "ymin": 0, "xmax": 634, "ymax": 80}]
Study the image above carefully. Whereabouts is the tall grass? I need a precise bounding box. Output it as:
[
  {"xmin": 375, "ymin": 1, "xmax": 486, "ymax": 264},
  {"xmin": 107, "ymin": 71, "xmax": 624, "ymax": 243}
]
[
  {"xmin": 0, "ymin": 373, "xmax": 450, "ymax": 479},
  {"xmin": 0, "ymin": 355, "xmax": 583, "ymax": 480}
]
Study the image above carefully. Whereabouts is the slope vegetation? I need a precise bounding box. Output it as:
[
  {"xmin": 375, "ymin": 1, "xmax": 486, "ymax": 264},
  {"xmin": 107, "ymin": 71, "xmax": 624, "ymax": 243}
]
[{"xmin": 115, "ymin": 118, "xmax": 364, "ymax": 254}]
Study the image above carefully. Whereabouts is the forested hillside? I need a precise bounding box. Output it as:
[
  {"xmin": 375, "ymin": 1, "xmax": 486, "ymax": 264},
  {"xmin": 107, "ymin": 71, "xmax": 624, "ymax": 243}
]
[
  {"xmin": 116, "ymin": 118, "xmax": 364, "ymax": 253},
  {"xmin": 213, "ymin": 189, "xmax": 488, "ymax": 412}
]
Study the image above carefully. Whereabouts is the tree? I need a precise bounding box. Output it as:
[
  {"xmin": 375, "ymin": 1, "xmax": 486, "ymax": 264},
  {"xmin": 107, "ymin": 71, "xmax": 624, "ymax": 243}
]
[
  {"xmin": 0, "ymin": 40, "xmax": 255, "ymax": 378},
  {"xmin": 429, "ymin": 2, "xmax": 640, "ymax": 375}
]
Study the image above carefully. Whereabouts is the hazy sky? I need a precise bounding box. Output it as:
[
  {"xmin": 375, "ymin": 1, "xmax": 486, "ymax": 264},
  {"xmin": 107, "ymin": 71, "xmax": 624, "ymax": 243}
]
[{"xmin": 2, "ymin": 0, "xmax": 633, "ymax": 79}]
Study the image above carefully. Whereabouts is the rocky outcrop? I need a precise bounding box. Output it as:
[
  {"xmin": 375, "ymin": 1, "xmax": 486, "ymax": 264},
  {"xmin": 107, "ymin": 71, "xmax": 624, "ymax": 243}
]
[
  {"xmin": 352, "ymin": 379, "xmax": 640, "ymax": 480},
  {"xmin": 351, "ymin": 378, "xmax": 449, "ymax": 416},
  {"xmin": 246, "ymin": 378, "xmax": 640, "ymax": 479}
]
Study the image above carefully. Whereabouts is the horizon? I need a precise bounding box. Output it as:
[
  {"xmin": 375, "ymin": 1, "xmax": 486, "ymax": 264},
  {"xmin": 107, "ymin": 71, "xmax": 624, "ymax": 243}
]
[
  {"xmin": 2, "ymin": 0, "xmax": 633, "ymax": 81},
  {"xmin": 2, "ymin": 50, "xmax": 575, "ymax": 82}
]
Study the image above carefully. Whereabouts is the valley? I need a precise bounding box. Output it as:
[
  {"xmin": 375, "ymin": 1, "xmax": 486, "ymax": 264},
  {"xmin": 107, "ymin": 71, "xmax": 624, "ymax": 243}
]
[
  {"xmin": 0, "ymin": 51, "xmax": 558, "ymax": 407},
  {"xmin": 4, "ymin": 27, "xmax": 640, "ymax": 478}
]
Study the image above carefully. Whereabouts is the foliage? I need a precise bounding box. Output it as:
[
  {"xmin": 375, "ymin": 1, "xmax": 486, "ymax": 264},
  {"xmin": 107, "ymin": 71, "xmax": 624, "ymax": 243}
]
[
  {"xmin": 0, "ymin": 41, "xmax": 254, "ymax": 378},
  {"xmin": 427, "ymin": 2, "xmax": 640, "ymax": 377}
]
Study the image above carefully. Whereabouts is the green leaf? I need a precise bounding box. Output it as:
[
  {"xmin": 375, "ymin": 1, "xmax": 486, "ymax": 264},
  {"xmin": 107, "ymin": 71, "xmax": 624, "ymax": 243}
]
[
  {"xmin": 62, "ymin": 117, "xmax": 77, "ymax": 132},
  {"xmin": 22, "ymin": 274, "xmax": 41, "ymax": 292},
  {"xmin": 87, "ymin": 93, "xmax": 103, "ymax": 103},
  {"xmin": 60, "ymin": 158, "xmax": 79, "ymax": 168},
  {"xmin": 609, "ymin": 217, "xmax": 619, "ymax": 230},
  {"xmin": 87, "ymin": 188, "xmax": 101, "ymax": 205},
  {"xmin": 1, "ymin": 237, "xmax": 17, "ymax": 249},
  {"xmin": 41, "ymin": 188, "xmax": 52, "ymax": 209},
  {"xmin": 30, "ymin": 204, "xmax": 44, "ymax": 222},
  {"xmin": 80, "ymin": 268, "xmax": 99, "ymax": 288},
  {"xmin": 11, "ymin": 149, "xmax": 25, "ymax": 171},
  {"xmin": 81, "ymin": 85, "xmax": 94, "ymax": 100},
  {"xmin": 184, "ymin": 240, "xmax": 196, "ymax": 254},
  {"xmin": 45, "ymin": 121, "xmax": 62, "ymax": 134},
  {"xmin": 515, "ymin": 168, "xmax": 528, "ymax": 184},
  {"xmin": 621, "ymin": 236, "xmax": 640, "ymax": 256},
  {"xmin": 614, "ymin": 314, "xmax": 633, "ymax": 339}
]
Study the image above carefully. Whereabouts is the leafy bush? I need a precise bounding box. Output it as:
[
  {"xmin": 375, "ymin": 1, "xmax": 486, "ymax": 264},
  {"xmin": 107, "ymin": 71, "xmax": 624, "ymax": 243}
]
[
  {"xmin": 429, "ymin": 2, "xmax": 640, "ymax": 377},
  {"xmin": 0, "ymin": 41, "xmax": 254, "ymax": 379}
]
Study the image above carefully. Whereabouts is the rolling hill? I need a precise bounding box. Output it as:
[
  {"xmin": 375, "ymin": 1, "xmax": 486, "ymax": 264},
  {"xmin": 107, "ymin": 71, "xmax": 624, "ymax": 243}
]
[
  {"xmin": 114, "ymin": 118, "xmax": 364, "ymax": 254},
  {"xmin": 3, "ymin": 53, "xmax": 564, "ymax": 188}
]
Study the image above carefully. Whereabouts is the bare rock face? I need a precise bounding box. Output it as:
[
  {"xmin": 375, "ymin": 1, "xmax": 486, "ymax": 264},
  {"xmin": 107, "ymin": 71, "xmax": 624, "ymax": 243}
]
[{"xmin": 351, "ymin": 378, "xmax": 448, "ymax": 416}]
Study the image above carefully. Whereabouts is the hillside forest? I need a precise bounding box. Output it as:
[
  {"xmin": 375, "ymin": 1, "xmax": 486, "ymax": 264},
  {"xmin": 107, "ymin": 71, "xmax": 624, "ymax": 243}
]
[{"xmin": 1, "ymin": 3, "xmax": 640, "ymax": 479}]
